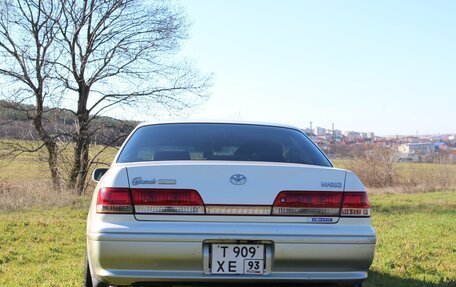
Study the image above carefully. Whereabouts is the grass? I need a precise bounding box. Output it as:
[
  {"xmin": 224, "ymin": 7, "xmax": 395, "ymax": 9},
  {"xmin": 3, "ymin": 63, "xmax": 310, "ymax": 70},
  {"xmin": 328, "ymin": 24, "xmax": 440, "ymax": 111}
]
[
  {"xmin": 0, "ymin": 191, "xmax": 455, "ymax": 287},
  {"xmin": 367, "ymin": 192, "xmax": 456, "ymax": 287},
  {"xmin": 333, "ymin": 159, "xmax": 456, "ymax": 178},
  {"xmin": 0, "ymin": 141, "xmax": 49, "ymax": 184},
  {"xmin": 0, "ymin": 207, "xmax": 87, "ymax": 286},
  {"xmin": 333, "ymin": 159, "xmax": 456, "ymax": 194},
  {"xmin": 0, "ymin": 140, "xmax": 117, "ymax": 185}
]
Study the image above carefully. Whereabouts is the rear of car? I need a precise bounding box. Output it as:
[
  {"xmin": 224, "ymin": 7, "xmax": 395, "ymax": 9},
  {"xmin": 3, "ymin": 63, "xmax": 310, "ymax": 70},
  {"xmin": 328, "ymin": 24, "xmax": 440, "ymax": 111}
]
[{"xmin": 86, "ymin": 122, "xmax": 376, "ymax": 287}]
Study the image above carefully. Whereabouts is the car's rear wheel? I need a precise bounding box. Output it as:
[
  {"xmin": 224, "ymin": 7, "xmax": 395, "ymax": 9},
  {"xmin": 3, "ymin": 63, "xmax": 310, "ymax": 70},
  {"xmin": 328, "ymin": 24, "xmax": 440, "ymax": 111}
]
[{"xmin": 85, "ymin": 256, "xmax": 109, "ymax": 287}]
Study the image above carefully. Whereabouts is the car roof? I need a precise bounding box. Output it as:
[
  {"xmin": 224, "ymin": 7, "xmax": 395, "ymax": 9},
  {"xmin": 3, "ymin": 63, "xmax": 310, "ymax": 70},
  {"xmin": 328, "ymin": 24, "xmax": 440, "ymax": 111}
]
[{"xmin": 137, "ymin": 120, "xmax": 301, "ymax": 130}]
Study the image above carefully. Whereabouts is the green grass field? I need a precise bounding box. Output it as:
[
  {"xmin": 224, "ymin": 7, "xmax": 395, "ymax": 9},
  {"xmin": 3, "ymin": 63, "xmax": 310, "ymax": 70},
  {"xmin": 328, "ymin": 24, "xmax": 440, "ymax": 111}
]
[
  {"xmin": 0, "ymin": 191, "xmax": 455, "ymax": 287},
  {"xmin": 0, "ymin": 140, "xmax": 117, "ymax": 184}
]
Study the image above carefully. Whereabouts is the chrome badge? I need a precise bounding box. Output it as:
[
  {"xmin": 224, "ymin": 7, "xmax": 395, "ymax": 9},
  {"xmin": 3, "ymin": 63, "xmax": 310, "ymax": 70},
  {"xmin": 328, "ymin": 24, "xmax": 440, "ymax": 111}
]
[
  {"xmin": 157, "ymin": 179, "xmax": 177, "ymax": 185},
  {"xmin": 132, "ymin": 177, "xmax": 156, "ymax": 186},
  {"xmin": 308, "ymin": 217, "xmax": 334, "ymax": 223},
  {"xmin": 321, "ymin": 182, "xmax": 343, "ymax": 188},
  {"xmin": 230, "ymin": 174, "xmax": 247, "ymax": 185}
]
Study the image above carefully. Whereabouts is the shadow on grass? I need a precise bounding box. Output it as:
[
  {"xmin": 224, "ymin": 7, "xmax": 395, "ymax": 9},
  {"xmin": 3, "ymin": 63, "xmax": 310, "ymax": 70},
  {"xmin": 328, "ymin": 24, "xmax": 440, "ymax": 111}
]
[{"xmin": 366, "ymin": 271, "xmax": 456, "ymax": 287}]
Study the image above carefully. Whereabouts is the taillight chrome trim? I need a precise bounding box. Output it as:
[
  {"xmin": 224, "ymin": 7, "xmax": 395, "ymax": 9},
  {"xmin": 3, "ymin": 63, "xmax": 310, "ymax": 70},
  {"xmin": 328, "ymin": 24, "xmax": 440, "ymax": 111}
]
[
  {"xmin": 96, "ymin": 204, "xmax": 133, "ymax": 214},
  {"xmin": 272, "ymin": 207, "xmax": 340, "ymax": 216},
  {"xmin": 340, "ymin": 207, "xmax": 371, "ymax": 217},
  {"xmin": 206, "ymin": 205, "xmax": 272, "ymax": 215},
  {"xmin": 135, "ymin": 205, "xmax": 205, "ymax": 214}
]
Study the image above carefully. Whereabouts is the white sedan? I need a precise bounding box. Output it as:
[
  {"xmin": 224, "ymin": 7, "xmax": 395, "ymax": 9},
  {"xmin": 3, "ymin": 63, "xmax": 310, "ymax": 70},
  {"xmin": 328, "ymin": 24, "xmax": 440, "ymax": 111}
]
[{"xmin": 85, "ymin": 121, "xmax": 376, "ymax": 287}]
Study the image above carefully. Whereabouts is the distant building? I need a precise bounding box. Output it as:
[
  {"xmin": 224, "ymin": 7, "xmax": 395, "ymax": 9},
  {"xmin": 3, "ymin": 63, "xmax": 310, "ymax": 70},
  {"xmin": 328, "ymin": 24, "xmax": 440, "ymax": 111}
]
[
  {"xmin": 397, "ymin": 143, "xmax": 434, "ymax": 155},
  {"xmin": 343, "ymin": 131, "xmax": 361, "ymax": 142},
  {"xmin": 313, "ymin": 127, "xmax": 326, "ymax": 136}
]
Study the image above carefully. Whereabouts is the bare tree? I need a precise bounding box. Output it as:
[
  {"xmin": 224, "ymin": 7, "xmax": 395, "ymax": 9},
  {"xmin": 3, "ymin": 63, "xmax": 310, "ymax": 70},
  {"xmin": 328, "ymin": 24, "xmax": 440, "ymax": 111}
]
[
  {"xmin": 0, "ymin": 0, "xmax": 210, "ymax": 194},
  {"xmin": 348, "ymin": 146, "xmax": 397, "ymax": 188},
  {"xmin": 0, "ymin": 0, "xmax": 63, "ymax": 188}
]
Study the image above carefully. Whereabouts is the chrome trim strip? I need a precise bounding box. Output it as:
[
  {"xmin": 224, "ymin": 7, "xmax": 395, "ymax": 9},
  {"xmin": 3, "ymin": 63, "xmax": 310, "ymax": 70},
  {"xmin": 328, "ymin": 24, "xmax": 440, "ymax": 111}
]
[
  {"xmin": 203, "ymin": 244, "xmax": 210, "ymax": 274},
  {"xmin": 205, "ymin": 205, "xmax": 272, "ymax": 215},
  {"xmin": 265, "ymin": 244, "xmax": 273, "ymax": 275}
]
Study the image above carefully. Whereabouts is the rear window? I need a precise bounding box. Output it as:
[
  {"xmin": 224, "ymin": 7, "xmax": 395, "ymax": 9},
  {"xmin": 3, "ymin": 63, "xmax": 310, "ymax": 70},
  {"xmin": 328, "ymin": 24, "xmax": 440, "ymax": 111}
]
[{"xmin": 117, "ymin": 123, "xmax": 332, "ymax": 167}]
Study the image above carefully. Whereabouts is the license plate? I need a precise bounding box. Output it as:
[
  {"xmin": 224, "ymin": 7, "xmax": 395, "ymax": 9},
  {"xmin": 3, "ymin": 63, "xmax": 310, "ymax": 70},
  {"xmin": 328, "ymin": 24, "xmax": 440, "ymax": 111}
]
[{"xmin": 211, "ymin": 244, "xmax": 264, "ymax": 275}]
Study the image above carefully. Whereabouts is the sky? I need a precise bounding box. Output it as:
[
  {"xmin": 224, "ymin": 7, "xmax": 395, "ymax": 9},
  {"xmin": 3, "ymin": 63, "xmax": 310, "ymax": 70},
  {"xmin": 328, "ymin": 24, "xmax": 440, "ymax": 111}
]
[{"xmin": 170, "ymin": 0, "xmax": 456, "ymax": 136}]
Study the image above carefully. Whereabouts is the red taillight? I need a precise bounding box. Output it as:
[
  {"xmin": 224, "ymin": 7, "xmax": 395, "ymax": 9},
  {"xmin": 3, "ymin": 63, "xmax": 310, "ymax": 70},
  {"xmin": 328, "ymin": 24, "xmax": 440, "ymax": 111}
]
[
  {"xmin": 272, "ymin": 191, "xmax": 343, "ymax": 216},
  {"xmin": 131, "ymin": 189, "xmax": 205, "ymax": 214},
  {"xmin": 341, "ymin": 192, "xmax": 371, "ymax": 217},
  {"xmin": 96, "ymin": 187, "xmax": 133, "ymax": 213}
]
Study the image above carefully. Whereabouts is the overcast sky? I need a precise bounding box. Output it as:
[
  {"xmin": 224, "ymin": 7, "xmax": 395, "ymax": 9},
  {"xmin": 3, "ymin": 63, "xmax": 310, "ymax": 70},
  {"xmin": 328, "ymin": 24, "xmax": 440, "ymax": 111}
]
[{"xmin": 165, "ymin": 0, "xmax": 455, "ymax": 136}]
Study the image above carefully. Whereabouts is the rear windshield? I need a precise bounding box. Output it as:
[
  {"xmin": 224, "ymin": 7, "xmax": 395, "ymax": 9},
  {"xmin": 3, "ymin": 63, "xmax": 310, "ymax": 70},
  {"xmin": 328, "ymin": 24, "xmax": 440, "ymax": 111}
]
[{"xmin": 117, "ymin": 123, "xmax": 332, "ymax": 167}]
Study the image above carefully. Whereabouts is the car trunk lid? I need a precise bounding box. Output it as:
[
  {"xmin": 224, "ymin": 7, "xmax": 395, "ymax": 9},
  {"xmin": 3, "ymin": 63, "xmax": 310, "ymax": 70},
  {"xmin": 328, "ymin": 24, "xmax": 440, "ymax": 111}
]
[{"xmin": 123, "ymin": 161, "xmax": 347, "ymax": 223}]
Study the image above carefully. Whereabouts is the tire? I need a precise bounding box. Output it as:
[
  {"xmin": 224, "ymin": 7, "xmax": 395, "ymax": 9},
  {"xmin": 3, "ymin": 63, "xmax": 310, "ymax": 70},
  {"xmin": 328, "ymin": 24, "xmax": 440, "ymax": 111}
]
[{"xmin": 85, "ymin": 255, "xmax": 109, "ymax": 287}]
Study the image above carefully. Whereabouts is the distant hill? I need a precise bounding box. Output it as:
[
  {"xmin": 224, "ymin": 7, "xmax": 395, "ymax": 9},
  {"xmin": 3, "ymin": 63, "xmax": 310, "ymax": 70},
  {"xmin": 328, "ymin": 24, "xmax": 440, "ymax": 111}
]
[{"xmin": 0, "ymin": 101, "xmax": 138, "ymax": 146}]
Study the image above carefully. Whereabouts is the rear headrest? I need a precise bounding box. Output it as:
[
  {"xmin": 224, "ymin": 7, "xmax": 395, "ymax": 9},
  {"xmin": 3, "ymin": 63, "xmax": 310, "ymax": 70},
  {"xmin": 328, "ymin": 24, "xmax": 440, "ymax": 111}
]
[
  {"xmin": 235, "ymin": 141, "xmax": 284, "ymax": 162},
  {"xmin": 154, "ymin": 151, "xmax": 190, "ymax": 161}
]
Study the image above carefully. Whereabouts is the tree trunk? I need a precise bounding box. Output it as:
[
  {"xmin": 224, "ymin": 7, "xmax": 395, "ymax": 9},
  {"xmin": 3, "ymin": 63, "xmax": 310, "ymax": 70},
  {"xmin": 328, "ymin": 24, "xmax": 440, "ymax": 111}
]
[
  {"xmin": 76, "ymin": 138, "xmax": 90, "ymax": 194},
  {"xmin": 68, "ymin": 133, "xmax": 90, "ymax": 194},
  {"xmin": 45, "ymin": 140, "xmax": 61, "ymax": 190},
  {"xmin": 32, "ymin": 99, "xmax": 61, "ymax": 190},
  {"xmin": 68, "ymin": 87, "xmax": 91, "ymax": 194},
  {"xmin": 68, "ymin": 119, "xmax": 90, "ymax": 194}
]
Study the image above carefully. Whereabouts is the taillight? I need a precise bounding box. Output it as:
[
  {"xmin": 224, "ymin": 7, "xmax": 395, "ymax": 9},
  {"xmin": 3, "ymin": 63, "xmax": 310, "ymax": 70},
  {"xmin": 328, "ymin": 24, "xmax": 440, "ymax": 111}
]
[
  {"xmin": 96, "ymin": 187, "xmax": 133, "ymax": 213},
  {"xmin": 131, "ymin": 189, "xmax": 205, "ymax": 214},
  {"xmin": 272, "ymin": 191, "xmax": 343, "ymax": 216},
  {"xmin": 341, "ymin": 192, "xmax": 371, "ymax": 217}
]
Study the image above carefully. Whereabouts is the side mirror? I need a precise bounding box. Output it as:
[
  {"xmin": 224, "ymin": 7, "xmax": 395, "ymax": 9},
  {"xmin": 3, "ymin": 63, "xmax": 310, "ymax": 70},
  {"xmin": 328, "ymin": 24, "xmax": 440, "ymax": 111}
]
[{"xmin": 92, "ymin": 168, "xmax": 109, "ymax": 182}]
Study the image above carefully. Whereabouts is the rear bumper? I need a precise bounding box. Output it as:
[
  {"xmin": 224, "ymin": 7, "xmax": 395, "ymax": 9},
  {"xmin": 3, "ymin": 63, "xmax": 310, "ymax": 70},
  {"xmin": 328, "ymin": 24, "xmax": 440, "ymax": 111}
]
[{"xmin": 87, "ymin": 219, "xmax": 376, "ymax": 286}]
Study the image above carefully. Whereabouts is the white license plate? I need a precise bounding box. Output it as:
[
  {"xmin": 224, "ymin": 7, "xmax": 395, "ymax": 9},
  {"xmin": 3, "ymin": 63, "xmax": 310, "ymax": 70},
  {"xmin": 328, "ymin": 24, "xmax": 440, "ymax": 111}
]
[{"xmin": 211, "ymin": 244, "xmax": 264, "ymax": 275}]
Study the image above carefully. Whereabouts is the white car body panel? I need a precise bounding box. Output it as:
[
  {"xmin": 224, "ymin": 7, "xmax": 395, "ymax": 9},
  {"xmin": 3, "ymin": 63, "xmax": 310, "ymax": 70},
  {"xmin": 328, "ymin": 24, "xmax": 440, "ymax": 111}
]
[
  {"xmin": 344, "ymin": 171, "xmax": 366, "ymax": 192},
  {"xmin": 122, "ymin": 161, "xmax": 346, "ymax": 204},
  {"xmin": 99, "ymin": 166, "xmax": 130, "ymax": 188}
]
